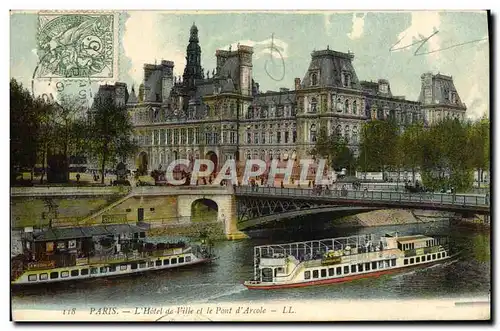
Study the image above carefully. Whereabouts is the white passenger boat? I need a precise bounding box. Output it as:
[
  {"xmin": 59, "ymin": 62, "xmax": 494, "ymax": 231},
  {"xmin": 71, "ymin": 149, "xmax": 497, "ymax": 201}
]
[
  {"xmin": 11, "ymin": 223, "xmax": 216, "ymax": 286},
  {"xmin": 244, "ymin": 233, "xmax": 455, "ymax": 290}
]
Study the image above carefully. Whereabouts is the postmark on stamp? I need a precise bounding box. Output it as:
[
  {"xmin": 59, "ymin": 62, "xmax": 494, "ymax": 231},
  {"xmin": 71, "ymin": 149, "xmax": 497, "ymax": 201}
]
[{"xmin": 35, "ymin": 12, "xmax": 118, "ymax": 80}]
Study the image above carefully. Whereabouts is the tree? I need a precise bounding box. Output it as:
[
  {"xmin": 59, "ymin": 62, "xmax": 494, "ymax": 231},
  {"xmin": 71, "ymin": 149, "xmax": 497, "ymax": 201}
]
[
  {"xmin": 10, "ymin": 79, "xmax": 38, "ymax": 183},
  {"xmin": 398, "ymin": 121, "xmax": 425, "ymax": 183},
  {"xmin": 310, "ymin": 126, "xmax": 355, "ymax": 173},
  {"xmin": 420, "ymin": 118, "xmax": 474, "ymax": 192},
  {"xmin": 87, "ymin": 97, "xmax": 139, "ymax": 184},
  {"xmin": 468, "ymin": 116, "xmax": 490, "ymax": 187},
  {"xmin": 358, "ymin": 120, "xmax": 399, "ymax": 174}
]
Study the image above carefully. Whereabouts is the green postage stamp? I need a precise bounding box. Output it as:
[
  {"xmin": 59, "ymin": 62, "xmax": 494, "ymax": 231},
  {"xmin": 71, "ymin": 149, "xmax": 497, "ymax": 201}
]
[{"xmin": 36, "ymin": 12, "xmax": 118, "ymax": 80}]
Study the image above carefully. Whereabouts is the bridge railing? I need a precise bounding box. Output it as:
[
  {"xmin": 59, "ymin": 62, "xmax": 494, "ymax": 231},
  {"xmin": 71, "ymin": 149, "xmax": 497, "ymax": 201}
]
[{"xmin": 234, "ymin": 186, "xmax": 490, "ymax": 207}]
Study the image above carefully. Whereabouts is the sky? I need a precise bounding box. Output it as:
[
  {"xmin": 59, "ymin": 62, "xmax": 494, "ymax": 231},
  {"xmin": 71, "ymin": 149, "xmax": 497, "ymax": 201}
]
[{"xmin": 10, "ymin": 10, "xmax": 489, "ymax": 119}]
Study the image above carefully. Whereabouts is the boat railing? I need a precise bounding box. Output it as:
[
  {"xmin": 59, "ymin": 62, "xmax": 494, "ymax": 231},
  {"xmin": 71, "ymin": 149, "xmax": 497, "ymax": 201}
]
[
  {"xmin": 254, "ymin": 234, "xmax": 389, "ymax": 264},
  {"xmin": 79, "ymin": 247, "xmax": 192, "ymax": 265}
]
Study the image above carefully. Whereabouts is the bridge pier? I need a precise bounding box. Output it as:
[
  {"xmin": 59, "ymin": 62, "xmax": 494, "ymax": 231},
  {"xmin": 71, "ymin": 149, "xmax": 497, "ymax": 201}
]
[{"xmin": 224, "ymin": 196, "xmax": 248, "ymax": 240}]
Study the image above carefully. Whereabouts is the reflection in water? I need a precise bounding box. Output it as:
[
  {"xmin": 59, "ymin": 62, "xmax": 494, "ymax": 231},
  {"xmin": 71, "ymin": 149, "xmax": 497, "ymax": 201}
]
[{"xmin": 12, "ymin": 220, "xmax": 490, "ymax": 310}]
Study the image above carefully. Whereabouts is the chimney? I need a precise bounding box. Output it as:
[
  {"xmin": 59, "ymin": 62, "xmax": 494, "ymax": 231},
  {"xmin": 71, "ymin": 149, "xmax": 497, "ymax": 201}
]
[{"xmin": 295, "ymin": 78, "xmax": 301, "ymax": 90}]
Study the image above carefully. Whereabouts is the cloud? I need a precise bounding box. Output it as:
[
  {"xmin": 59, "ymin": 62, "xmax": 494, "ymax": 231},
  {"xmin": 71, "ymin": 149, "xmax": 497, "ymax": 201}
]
[
  {"xmin": 219, "ymin": 38, "xmax": 289, "ymax": 60},
  {"xmin": 347, "ymin": 13, "xmax": 366, "ymax": 40},
  {"xmin": 458, "ymin": 42, "xmax": 489, "ymax": 119},
  {"xmin": 123, "ymin": 12, "xmax": 186, "ymax": 87},
  {"xmin": 392, "ymin": 12, "xmax": 442, "ymax": 60},
  {"xmin": 324, "ymin": 13, "xmax": 333, "ymax": 36}
]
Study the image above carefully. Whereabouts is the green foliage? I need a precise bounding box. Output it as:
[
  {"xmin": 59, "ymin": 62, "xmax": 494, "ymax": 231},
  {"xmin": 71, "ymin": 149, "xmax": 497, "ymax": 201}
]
[
  {"xmin": 310, "ymin": 125, "xmax": 355, "ymax": 172},
  {"xmin": 87, "ymin": 97, "xmax": 139, "ymax": 183},
  {"xmin": 359, "ymin": 116, "xmax": 489, "ymax": 192},
  {"xmin": 358, "ymin": 120, "xmax": 399, "ymax": 172},
  {"xmin": 10, "ymin": 79, "xmax": 40, "ymax": 180}
]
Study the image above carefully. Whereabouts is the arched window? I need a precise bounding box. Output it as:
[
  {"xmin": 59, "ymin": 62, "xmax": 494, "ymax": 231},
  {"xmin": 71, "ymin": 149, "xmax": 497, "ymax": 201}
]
[
  {"xmin": 335, "ymin": 125, "xmax": 342, "ymax": 137},
  {"xmin": 337, "ymin": 98, "xmax": 342, "ymax": 112},
  {"xmin": 344, "ymin": 125, "xmax": 350, "ymax": 142},
  {"xmin": 310, "ymin": 98, "xmax": 318, "ymax": 113},
  {"xmin": 246, "ymin": 151, "xmax": 251, "ymax": 160},
  {"xmin": 311, "ymin": 73, "xmax": 318, "ymax": 86},
  {"xmin": 352, "ymin": 126, "xmax": 358, "ymax": 143},
  {"xmin": 352, "ymin": 100, "xmax": 357, "ymax": 114},
  {"xmin": 344, "ymin": 100, "xmax": 349, "ymax": 113},
  {"xmin": 310, "ymin": 124, "xmax": 317, "ymax": 143}
]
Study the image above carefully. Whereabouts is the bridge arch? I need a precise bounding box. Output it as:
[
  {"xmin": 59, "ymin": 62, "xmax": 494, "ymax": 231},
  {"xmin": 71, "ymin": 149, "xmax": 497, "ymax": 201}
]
[{"xmin": 191, "ymin": 198, "xmax": 219, "ymax": 223}]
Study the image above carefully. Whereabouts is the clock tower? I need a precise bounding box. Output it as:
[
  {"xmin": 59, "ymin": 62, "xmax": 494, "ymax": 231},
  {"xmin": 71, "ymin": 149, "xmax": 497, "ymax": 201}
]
[{"xmin": 182, "ymin": 23, "xmax": 203, "ymax": 89}]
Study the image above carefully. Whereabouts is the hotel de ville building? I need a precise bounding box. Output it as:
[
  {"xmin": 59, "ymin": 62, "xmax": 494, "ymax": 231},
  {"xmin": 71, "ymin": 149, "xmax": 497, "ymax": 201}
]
[{"xmin": 99, "ymin": 24, "xmax": 467, "ymax": 173}]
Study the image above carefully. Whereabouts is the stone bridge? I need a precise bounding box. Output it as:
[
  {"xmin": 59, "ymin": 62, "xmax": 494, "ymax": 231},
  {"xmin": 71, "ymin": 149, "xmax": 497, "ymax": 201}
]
[{"xmin": 11, "ymin": 185, "xmax": 490, "ymax": 239}]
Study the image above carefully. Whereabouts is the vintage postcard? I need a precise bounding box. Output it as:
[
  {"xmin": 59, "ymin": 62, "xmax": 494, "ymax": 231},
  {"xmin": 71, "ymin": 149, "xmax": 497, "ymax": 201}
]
[{"xmin": 10, "ymin": 9, "xmax": 491, "ymax": 322}]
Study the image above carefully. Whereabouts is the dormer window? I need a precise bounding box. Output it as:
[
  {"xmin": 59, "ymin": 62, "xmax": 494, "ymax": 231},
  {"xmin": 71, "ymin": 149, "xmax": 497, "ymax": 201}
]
[
  {"xmin": 311, "ymin": 73, "xmax": 318, "ymax": 86},
  {"xmin": 379, "ymin": 84, "xmax": 388, "ymax": 94},
  {"xmin": 342, "ymin": 72, "xmax": 351, "ymax": 87}
]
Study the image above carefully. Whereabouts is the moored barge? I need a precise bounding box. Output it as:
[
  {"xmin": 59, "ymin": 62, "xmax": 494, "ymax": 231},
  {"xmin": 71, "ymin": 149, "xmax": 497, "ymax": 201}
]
[{"xmin": 11, "ymin": 223, "xmax": 215, "ymax": 286}]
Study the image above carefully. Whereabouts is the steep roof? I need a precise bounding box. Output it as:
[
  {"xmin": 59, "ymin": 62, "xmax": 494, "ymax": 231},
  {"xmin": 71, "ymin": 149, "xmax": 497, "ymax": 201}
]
[{"xmin": 301, "ymin": 49, "xmax": 361, "ymax": 89}]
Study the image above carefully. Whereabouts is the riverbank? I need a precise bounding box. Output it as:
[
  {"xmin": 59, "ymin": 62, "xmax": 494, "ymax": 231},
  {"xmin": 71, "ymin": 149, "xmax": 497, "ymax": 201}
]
[{"xmin": 331, "ymin": 209, "xmax": 455, "ymax": 228}]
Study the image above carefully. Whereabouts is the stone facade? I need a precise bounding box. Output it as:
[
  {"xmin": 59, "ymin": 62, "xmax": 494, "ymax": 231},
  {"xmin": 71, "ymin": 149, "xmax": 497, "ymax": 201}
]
[{"xmin": 115, "ymin": 24, "xmax": 467, "ymax": 171}]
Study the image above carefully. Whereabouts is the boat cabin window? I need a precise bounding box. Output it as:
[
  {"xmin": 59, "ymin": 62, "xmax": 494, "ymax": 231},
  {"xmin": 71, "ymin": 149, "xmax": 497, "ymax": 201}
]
[
  {"xmin": 262, "ymin": 268, "xmax": 273, "ymax": 282},
  {"xmin": 372, "ymin": 262, "xmax": 377, "ymax": 270},
  {"xmin": 321, "ymin": 269, "xmax": 327, "ymax": 278},
  {"xmin": 40, "ymin": 273, "xmax": 48, "ymax": 280},
  {"xmin": 365, "ymin": 263, "xmax": 370, "ymax": 271},
  {"xmin": 442, "ymin": 252, "xmax": 446, "ymax": 257},
  {"xmin": 61, "ymin": 271, "xmax": 69, "ymax": 278},
  {"xmin": 432, "ymin": 254, "xmax": 436, "ymax": 260},
  {"xmin": 313, "ymin": 270, "xmax": 319, "ymax": 279},
  {"xmin": 156, "ymin": 260, "xmax": 162, "ymax": 267},
  {"xmin": 148, "ymin": 261, "xmax": 154, "ymax": 268},
  {"xmin": 171, "ymin": 258, "xmax": 178, "ymax": 265},
  {"xmin": 344, "ymin": 266, "xmax": 349, "ymax": 274},
  {"xmin": 71, "ymin": 270, "xmax": 79, "ymax": 277},
  {"xmin": 437, "ymin": 253, "xmax": 441, "ymax": 258},
  {"xmin": 28, "ymin": 274, "xmax": 37, "ymax": 282},
  {"xmin": 163, "ymin": 259, "xmax": 170, "ymax": 265},
  {"xmin": 120, "ymin": 265, "xmax": 128, "ymax": 271},
  {"xmin": 421, "ymin": 256, "xmax": 426, "ymax": 262},
  {"xmin": 404, "ymin": 259, "xmax": 408, "ymax": 265},
  {"xmin": 90, "ymin": 268, "xmax": 98, "ymax": 274},
  {"xmin": 351, "ymin": 265, "xmax": 356, "ymax": 273},
  {"xmin": 378, "ymin": 261, "xmax": 384, "ymax": 269},
  {"xmin": 416, "ymin": 257, "xmax": 420, "ymax": 263},
  {"xmin": 304, "ymin": 271, "xmax": 311, "ymax": 280},
  {"xmin": 336, "ymin": 267, "xmax": 342, "ymax": 275},
  {"xmin": 328, "ymin": 268, "xmax": 334, "ymax": 276},
  {"xmin": 391, "ymin": 259, "xmax": 396, "ymax": 267},
  {"xmin": 410, "ymin": 258, "xmax": 415, "ymax": 264},
  {"xmin": 131, "ymin": 263, "xmax": 138, "ymax": 270},
  {"xmin": 109, "ymin": 265, "xmax": 117, "ymax": 272},
  {"xmin": 358, "ymin": 264, "xmax": 363, "ymax": 272},
  {"xmin": 81, "ymin": 269, "xmax": 89, "ymax": 276},
  {"xmin": 185, "ymin": 256, "xmax": 191, "ymax": 263},
  {"xmin": 100, "ymin": 267, "xmax": 107, "ymax": 273},
  {"xmin": 179, "ymin": 257, "xmax": 185, "ymax": 263},
  {"xmin": 50, "ymin": 272, "xmax": 59, "ymax": 279},
  {"xmin": 410, "ymin": 243, "xmax": 414, "ymax": 250},
  {"xmin": 139, "ymin": 263, "xmax": 147, "ymax": 269}
]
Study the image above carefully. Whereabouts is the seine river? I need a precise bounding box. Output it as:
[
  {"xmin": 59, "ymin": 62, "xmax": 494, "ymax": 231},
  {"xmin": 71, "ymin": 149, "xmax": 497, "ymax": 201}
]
[{"xmin": 12, "ymin": 220, "xmax": 490, "ymax": 311}]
